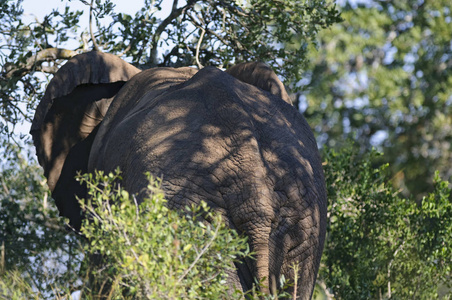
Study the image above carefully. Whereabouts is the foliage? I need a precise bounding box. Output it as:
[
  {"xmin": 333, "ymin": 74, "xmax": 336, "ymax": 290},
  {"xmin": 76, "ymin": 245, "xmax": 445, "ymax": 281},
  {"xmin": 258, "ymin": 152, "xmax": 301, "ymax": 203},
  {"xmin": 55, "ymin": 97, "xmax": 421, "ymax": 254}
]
[
  {"xmin": 320, "ymin": 145, "xmax": 452, "ymax": 299},
  {"xmin": 0, "ymin": 0, "xmax": 340, "ymax": 137},
  {"xmin": 75, "ymin": 169, "xmax": 251, "ymax": 299},
  {"xmin": 87, "ymin": 0, "xmax": 340, "ymax": 80},
  {"xmin": 0, "ymin": 270, "xmax": 39, "ymax": 300},
  {"xmin": 0, "ymin": 167, "xmax": 252, "ymax": 299},
  {"xmin": 0, "ymin": 167, "xmax": 296, "ymax": 299},
  {"xmin": 299, "ymin": 0, "xmax": 452, "ymax": 198},
  {"xmin": 0, "ymin": 138, "xmax": 82, "ymax": 298}
]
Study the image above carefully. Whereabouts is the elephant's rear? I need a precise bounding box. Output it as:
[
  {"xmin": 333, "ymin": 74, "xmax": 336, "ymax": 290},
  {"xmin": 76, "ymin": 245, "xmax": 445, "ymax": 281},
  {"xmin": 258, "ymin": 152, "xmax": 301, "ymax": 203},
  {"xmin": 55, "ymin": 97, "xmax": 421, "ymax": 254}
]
[
  {"xmin": 91, "ymin": 66, "xmax": 327, "ymax": 299},
  {"xmin": 226, "ymin": 68, "xmax": 327, "ymax": 299}
]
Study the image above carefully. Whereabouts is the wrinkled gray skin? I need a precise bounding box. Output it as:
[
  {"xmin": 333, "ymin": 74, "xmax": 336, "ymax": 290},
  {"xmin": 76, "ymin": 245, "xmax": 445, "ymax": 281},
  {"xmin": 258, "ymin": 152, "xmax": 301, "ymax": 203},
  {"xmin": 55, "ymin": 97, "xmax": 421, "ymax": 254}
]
[{"xmin": 31, "ymin": 51, "xmax": 327, "ymax": 299}]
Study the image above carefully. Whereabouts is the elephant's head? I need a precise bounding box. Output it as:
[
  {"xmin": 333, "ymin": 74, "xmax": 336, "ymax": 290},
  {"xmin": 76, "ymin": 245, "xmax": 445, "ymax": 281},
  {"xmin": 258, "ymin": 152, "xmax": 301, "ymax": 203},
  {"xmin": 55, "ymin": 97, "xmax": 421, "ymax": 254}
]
[{"xmin": 30, "ymin": 51, "xmax": 140, "ymax": 229}]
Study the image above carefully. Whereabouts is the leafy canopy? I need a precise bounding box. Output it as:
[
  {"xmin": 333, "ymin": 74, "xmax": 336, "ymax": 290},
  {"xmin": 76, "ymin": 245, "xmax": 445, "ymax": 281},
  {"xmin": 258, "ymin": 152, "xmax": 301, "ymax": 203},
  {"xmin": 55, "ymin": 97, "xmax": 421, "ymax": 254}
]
[
  {"xmin": 0, "ymin": 0, "xmax": 340, "ymax": 137},
  {"xmin": 298, "ymin": 0, "xmax": 452, "ymax": 198},
  {"xmin": 321, "ymin": 145, "xmax": 452, "ymax": 299}
]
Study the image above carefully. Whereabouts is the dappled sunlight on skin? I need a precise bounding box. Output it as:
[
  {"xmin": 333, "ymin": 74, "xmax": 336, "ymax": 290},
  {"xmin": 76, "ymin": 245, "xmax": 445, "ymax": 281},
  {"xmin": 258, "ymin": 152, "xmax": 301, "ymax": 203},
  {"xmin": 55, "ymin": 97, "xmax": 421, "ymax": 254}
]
[
  {"xmin": 31, "ymin": 52, "xmax": 326, "ymax": 299},
  {"xmin": 90, "ymin": 65, "xmax": 326, "ymax": 298}
]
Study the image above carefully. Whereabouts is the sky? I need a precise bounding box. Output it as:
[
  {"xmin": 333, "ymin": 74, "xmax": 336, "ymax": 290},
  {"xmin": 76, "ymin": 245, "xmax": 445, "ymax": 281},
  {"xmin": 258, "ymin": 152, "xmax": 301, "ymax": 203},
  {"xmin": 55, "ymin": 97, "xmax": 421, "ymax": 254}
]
[
  {"xmin": 20, "ymin": 0, "xmax": 176, "ymax": 46},
  {"xmin": 22, "ymin": 0, "xmax": 146, "ymax": 25}
]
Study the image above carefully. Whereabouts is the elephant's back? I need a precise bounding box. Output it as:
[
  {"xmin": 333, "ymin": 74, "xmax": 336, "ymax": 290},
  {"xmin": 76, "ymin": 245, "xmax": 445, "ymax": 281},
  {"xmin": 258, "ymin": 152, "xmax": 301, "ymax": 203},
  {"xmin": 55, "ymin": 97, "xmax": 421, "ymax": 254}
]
[
  {"xmin": 89, "ymin": 66, "xmax": 198, "ymax": 171},
  {"xmin": 93, "ymin": 65, "xmax": 326, "ymax": 223},
  {"xmin": 94, "ymin": 67, "xmax": 320, "ymax": 190},
  {"xmin": 91, "ymin": 66, "xmax": 326, "ymax": 297}
]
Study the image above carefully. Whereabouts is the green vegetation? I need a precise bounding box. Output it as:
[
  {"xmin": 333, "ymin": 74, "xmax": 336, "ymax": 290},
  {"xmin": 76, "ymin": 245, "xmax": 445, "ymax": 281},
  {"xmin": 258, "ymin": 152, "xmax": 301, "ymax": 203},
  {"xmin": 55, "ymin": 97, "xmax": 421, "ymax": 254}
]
[
  {"xmin": 0, "ymin": 168, "xmax": 293, "ymax": 299},
  {"xmin": 0, "ymin": 142, "xmax": 81, "ymax": 298},
  {"xmin": 77, "ymin": 170, "xmax": 250, "ymax": 299},
  {"xmin": 299, "ymin": 0, "xmax": 452, "ymax": 199},
  {"xmin": 319, "ymin": 146, "xmax": 451, "ymax": 299}
]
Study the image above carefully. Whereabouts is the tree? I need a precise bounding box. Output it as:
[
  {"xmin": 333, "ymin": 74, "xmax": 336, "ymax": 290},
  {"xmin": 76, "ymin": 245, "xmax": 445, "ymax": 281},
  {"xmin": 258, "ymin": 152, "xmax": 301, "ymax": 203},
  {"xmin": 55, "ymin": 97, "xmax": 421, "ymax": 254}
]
[
  {"xmin": 0, "ymin": 0, "xmax": 340, "ymax": 138},
  {"xmin": 320, "ymin": 145, "xmax": 452, "ymax": 299},
  {"xmin": 0, "ymin": 137, "xmax": 82, "ymax": 298},
  {"xmin": 298, "ymin": 0, "xmax": 452, "ymax": 199}
]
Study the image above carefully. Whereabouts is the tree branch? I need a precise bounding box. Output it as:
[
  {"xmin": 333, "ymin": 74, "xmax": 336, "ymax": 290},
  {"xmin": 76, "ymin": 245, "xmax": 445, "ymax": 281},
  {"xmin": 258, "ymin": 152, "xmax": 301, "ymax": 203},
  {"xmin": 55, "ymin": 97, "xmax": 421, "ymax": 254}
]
[
  {"xmin": 195, "ymin": 27, "xmax": 205, "ymax": 69},
  {"xmin": 186, "ymin": 12, "xmax": 246, "ymax": 53},
  {"xmin": 176, "ymin": 223, "xmax": 220, "ymax": 283},
  {"xmin": 159, "ymin": 46, "xmax": 180, "ymax": 66},
  {"xmin": 3, "ymin": 48, "xmax": 77, "ymax": 79},
  {"xmin": 90, "ymin": 0, "xmax": 100, "ymax": 51},
  {"xmin": 149, "ymin": 0, "xmax": 199, "ymax": 65}
]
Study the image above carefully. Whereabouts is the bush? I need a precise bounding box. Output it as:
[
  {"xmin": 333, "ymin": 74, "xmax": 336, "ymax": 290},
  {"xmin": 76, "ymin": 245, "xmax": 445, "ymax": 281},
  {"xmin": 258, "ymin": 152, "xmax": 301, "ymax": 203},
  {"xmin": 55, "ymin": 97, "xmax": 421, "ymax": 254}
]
[
  {"xmin": 1, "ymin": 165, "xmax": 287, "ymax": 299},
  {"xmin": 0, "ymin": 143, "xmax": 81, "ymax": 299},
  {"xmin": 76, "ymin": 169, "xmax": 250, "ymax": 299},
  {"xmin": 319, "ymin": 146, "xmax": 452, "ymax": 299}
]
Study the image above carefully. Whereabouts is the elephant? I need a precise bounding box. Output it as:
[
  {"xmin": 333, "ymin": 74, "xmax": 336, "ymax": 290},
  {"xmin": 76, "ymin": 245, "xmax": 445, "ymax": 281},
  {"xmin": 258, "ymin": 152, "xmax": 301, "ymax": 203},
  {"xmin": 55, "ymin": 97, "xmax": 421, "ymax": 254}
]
[{"xmin": 30, "ymin": 51, "xmax": 327, "ymax": 299}]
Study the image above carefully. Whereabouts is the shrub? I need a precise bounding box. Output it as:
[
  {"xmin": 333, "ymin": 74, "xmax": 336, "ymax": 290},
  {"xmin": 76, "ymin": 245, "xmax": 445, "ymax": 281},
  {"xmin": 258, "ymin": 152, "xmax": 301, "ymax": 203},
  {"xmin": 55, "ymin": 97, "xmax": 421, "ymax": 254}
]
[
  {"xmin": 319, "ymin": 146, "xmax": 452, "ymax": 299},
  {"xmin": 76, "ymin": 169, "xmax": 251, "ymax": 299}
]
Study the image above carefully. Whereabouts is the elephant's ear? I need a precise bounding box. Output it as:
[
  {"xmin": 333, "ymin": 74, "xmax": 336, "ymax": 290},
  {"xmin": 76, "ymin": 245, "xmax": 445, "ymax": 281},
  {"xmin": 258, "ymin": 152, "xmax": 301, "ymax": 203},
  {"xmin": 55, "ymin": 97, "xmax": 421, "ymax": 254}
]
[
  {"xmin": 226, "ymin": 62, "xmax": 291, "ymax": 104},
  {"xmin": 30, "ymin": 51, "xmax": 140, "ymax": 228}
]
